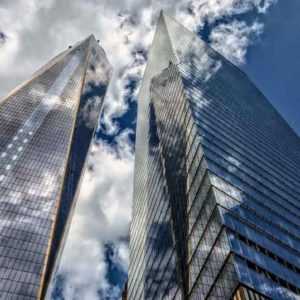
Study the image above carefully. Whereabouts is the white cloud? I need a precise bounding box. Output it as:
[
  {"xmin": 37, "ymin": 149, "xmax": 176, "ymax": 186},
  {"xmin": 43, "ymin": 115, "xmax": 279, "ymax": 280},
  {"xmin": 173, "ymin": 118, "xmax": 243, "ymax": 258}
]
[
  {"xmin": 114, "ymin": 242, "xmax": 130, "ymax": 272},
  {"xmin": 57, "ymin": 240, "xmax": 107, "ymax": 300},
  {"xmin": 50, "ymin": 132, "xmax": 134, "ymax": 299},
  {"xmin": 256, "ymin": 0, "xmax": 278, "ymax": 14},
  {"xmin": 175, "ymin": 0, "xmax": 276, "ymax": 28},
  {"xmin": 210, "ymin": 20, "xmax": 264, "ymax": 65}
]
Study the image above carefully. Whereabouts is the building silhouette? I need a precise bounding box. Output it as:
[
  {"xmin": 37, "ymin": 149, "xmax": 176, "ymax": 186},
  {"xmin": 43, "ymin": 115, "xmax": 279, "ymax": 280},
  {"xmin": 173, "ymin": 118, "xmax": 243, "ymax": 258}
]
[
  {"xmin": 0, "ymin": 35, "xmax": 112, "ymax": 299},
  {"xmin": 128, "ymin": 13, "xmax": 300, "ymax": 299}
]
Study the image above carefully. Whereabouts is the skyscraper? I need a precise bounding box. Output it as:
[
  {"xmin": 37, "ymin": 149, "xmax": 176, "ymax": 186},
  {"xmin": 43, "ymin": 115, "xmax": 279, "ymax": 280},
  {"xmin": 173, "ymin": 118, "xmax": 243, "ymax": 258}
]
[
  {"xmin": 128, "ymin": 13, "xmax": 300, "ymax": 299},
  {"xmin": 0, "ymin": 35, "xmax": 112, "ymax": 299}
]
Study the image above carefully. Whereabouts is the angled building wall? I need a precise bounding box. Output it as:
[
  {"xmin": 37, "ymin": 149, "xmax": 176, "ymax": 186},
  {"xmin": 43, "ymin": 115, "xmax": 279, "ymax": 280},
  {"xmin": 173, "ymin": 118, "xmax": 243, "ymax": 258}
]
[
  {"xmin": 0, "ymin": 35, "xmax": 112, "ymax": 299},
  {"xmin": 129, "ymin": 13, "xmax": 300, "ymax": 300}
]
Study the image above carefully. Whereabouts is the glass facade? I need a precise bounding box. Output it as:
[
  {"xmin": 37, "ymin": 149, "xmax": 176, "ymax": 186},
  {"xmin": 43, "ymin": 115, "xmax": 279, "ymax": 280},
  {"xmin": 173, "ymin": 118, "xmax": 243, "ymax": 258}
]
[
  {"xmin": 0, "ymin": 35, "xmax": 112, "ymax": 299},
  {"xmin": 128, "ymin": 13, "xmax": 300, "ymax": 300}
]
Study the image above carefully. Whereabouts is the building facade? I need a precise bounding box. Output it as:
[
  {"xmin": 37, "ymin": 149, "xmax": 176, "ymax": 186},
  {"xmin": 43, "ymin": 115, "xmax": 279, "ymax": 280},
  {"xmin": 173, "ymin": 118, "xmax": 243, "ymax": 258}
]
[
  {"xmin": 128, "ymin": 13, "xmax": 300, "ymax": 299},
  {"xmin": 0, "ymin": 35, "xmax": 112, "ymax": 299}
]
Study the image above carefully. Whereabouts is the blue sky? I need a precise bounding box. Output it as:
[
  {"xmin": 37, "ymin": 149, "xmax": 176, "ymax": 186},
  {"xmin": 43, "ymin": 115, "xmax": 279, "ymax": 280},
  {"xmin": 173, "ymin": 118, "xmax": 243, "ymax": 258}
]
[
  {"xmin": 0, "ymin": 1, "xmax": 299, "ymax": 299},
  {"xmin": 244, "ymin": 0, "xmax": 300, "ymax": 135}
]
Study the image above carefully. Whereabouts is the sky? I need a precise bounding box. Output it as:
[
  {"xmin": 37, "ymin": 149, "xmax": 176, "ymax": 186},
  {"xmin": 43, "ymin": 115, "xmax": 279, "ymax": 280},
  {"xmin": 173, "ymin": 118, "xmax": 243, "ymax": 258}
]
[{"xmin": 0, "ymin": 0, "xmax": 300, "ymax": 299}]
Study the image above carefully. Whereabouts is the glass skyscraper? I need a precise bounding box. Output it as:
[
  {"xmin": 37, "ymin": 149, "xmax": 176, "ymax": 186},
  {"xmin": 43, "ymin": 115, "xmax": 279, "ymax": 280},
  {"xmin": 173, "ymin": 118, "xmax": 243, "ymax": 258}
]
[
  {"xmin": 128, "ymin": 13, "xmax": 300, "ymax": 299},
  {"xmin": 0, "ymin": 35, "xmax": 111, "ymax": 299}
]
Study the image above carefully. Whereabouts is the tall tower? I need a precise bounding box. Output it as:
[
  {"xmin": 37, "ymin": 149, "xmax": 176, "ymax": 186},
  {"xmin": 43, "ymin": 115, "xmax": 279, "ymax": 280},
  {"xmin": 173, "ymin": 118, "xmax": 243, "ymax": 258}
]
[
  {"xmin": 128, "ymin": 13, "xmax": 300, "ymax": 300},
  {"xmin": 0, "ymin": 35, "xmax": 112, "ymax": 299}
]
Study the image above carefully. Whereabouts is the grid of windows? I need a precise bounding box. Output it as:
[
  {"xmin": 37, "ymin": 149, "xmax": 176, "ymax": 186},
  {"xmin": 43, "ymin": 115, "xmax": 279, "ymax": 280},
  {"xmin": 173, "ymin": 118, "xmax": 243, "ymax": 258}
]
[
  {"xmin": 0, "ymin": 36, "xmax": 111, "ymax": 299},
  {"xmin": 128, "ymin": 14, "xmax": 179, "ymax": 300},
  {"xmin": 233, "ymin": 286, "xmax": 270, "ymax": 300},
  {"xmin": 129, "ymin": 12, "xmax": 300, "ymax": 300}
]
